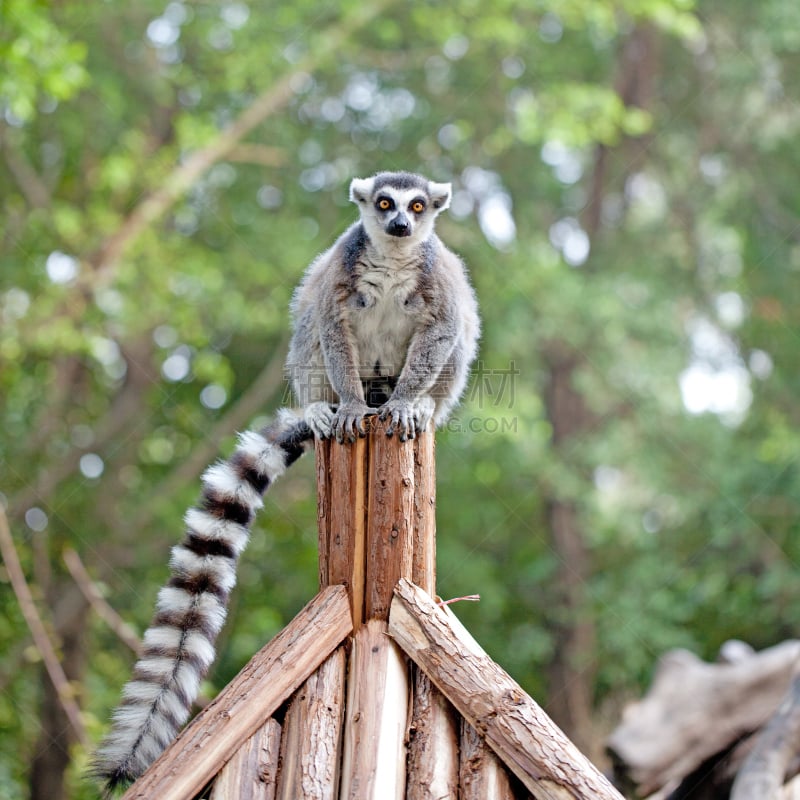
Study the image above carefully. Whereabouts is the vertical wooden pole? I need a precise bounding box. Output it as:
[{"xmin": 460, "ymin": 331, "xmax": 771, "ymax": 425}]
[
  {"xmin": 459, "ymin": 720, "xmax": 520, "ymax": 800},
  {"xmin": 316, "ymin": 417, "xmax": 436, "ymax": 628},
  {"xmin": 339, "ymin": 619, "xmax": 410, "ymax": 800},
  {"xmin": 406, "ymin": 669, "xmax": 460, "ymax": 800},
  {"xmin": 209, "ymin": 718, "xmax": 282, "ymax": 800},
  {"xmin": 412, "ymin": 432, "xmax": 436, "ymax": 595},
  {"xmin": 364, "ymin": 421, "xmax": 416, "ymax": 620},
  {"xmin": 276, "ymin": 647, "xmax": 347, "ymax": 800},
  {"xmin": 316, "ymin": 418, "xmax": 440, "ymax": 800}
]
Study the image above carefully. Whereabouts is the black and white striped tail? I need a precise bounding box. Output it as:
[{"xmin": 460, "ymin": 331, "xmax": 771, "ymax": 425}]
[{"xmin": 92, "ymin": 411, "xmax": 313, "ymax": 793}]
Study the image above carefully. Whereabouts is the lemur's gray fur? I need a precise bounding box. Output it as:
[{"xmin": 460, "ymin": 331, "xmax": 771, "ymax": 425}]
[
  {"xmin": 287, "ymin": 170, "xmax": 480, "ymax": 442},
  {"xmin": 93, "ymin": 172, "xmax": 478, "ymax": 793}
]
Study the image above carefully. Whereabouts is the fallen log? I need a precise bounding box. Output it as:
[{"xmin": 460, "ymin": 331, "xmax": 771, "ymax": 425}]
[{"xmin": 608, "ymin": 640, "xmax": 800, "ymax": 798}]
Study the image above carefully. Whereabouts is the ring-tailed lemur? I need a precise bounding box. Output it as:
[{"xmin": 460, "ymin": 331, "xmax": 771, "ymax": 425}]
[
  {"xmin": 288, "ymin": 170, "xmax": 480, "ymax": 442},
  {"xmin": 93, "ymin": 171, "xmax": 479, "ymax": 791}
]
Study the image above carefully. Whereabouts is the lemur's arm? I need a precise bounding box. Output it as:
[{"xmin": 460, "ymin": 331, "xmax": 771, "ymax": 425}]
[
  {"xmin": 318, "ymin": 286, "xmax": 372, "ymax": 442},
  {"xmin": 379, "ymin": 301, "xmax": 459, "ymax": 439}
]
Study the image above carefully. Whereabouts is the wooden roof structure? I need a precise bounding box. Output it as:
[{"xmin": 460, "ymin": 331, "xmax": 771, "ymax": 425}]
[{"xmin": 121, "ymin": 421, "xmax": 623, "ymax": 800}]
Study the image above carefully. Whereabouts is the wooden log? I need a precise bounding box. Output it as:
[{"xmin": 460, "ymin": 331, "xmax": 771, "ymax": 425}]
[
  {"xmin": 365, "ymin": 419, "xmax": 416, "ymax": 620},
  {"xmin": 209, "ymin": 717, "xmax": 281, "ymax": 800},
  {"xmin": 406, "ymin": 668, "xmax": 459, "ymax": 800},
  {"xmin": 339, "ymin": 619, "xmax": 410, "ymax": 800},
  {"xmin": 276, "ymin": 646, "xmax": 347, "ymax": 800},
  {"xmin": 121, "ymin": 585, "xmax": 352, "ymax": 800},
  {"xmin": 316, "ymin": 420, "xmax": 435, "ymax": 628},
  {"xmin": 607, "ymin": 641, "xmax": 800, "ymax": 796},
  {"xmin": 316, "ymin": 437, "xmax": 332, "ymax": 590},
  {"xmin": 389, "ymin": 579, "xmax": 623, "ymax": 800},
  {"xmin": 731, "ymin": 673, "xmax": 800, "ymax": 800},
  {"xmin": 459, "ymin": 719, "xmax": 522, "ymax": 800},
  {"xmin": 411, "ymin": 432, "xmax": 436, "ymax": 595},
  {"xmin": 317, "ymin": 434, "xmax": 369, "ymax": 626}
]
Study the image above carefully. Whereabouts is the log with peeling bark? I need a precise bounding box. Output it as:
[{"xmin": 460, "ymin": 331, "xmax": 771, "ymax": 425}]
[
  {"xmin": 120, "ymin": 585, "xmax": 352, "ymax": 800},
  {"xmin": 276, "ymin": 646, "xmax": 347, "ymax": 800},
  {"xmin": 364, "ymin": 423, "xmax": 417, "ymax": 620},
  {"xmin": 316, "ymin": 435, "xmax": 368, "ymax": 626},
  {"xmin": 411, "ymin": 431, "xmax": 436, "ymax": 594},
  {"xmin": 389, "ymin": 578, "xmax": 624, "ymax": 800},
  {"xmin": 316, "ymin": 419, "xmax": 436, "ymax": 627},
  {"xmin": 731, "ymin": 671, "xmax": 800, "ymax": 800},
  {"xmin": 406, "ymin": 668, "xmax": 459, "ymax": 800},
  {"xmin": 607, "ymin": 640, "xmax": 800, "ymax": 798},
  {"xmin": 209, "ymin": 717, "xmax": 281, "ymax": 800},
  {"xmin": 339, "ymin": 619, "xmax": 409, "ymax": 800},
  {"xmin": 460, "ymin": 719, "xmax": 524, "ymax": 800}
]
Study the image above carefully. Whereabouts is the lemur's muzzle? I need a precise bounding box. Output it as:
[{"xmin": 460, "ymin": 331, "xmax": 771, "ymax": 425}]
[{"xmin": 387, "ymin": 213, "xmax": 412, "ymax": 237}]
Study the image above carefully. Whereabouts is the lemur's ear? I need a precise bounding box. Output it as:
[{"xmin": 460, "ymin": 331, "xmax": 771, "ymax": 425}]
[
  {"xmin": 429, "ymin": 181, "xmax": 452, "ymax": 211},
  {"xmin": 349, "ymin": 177, "xmax": 374, "ymax": 204}
]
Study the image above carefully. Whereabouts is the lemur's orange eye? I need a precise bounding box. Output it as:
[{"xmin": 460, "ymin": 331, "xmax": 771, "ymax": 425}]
[
  {"xmin": 377, "ymin": 198, "xmax": 392, "ymax": 210},
  {"xmin": 411, "ymin": 201, "xmax": 425, "ymax": 213}
]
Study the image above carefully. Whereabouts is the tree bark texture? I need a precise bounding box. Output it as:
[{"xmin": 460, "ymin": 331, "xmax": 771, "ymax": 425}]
[
  {"xmin": 339, "ymin": 619, "xmax": 409, "ymax": 800},
  {"xmin": 276, "ymin": 646, "xmax": 347, "ymax": 800},
  {"xmin": 209, "ymin": 718, "xmax": 282, "ymax": 800},
  {"xmin": 406, "ymin": 668, "xmax": 460, "ymax": 800},
  {"xmin": 389, "ymin": 579, "xmax": 624, "ymax": 800},
  {"xmin": 316, "ymin": 419, "xmax": 436, "ymax": 628}
]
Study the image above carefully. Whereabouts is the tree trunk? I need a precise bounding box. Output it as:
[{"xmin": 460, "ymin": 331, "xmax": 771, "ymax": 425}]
[
  {"xmin": 539, "ymin": 23, "xmax": 660, "ymax": 760},
  {"xmin": 29, "ymin": 583, "xmax": 89, "ymax": 800},
  {"xmin": 542, "ymin": 343, "xmax": 597, "ymax": 758}
]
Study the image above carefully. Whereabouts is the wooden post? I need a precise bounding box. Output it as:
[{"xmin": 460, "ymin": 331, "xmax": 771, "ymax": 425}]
[
  {"xmin": 406, "ymin": 669, "xmax": 460, "ymax": 800},
  {"xmin": 338, "ymin": 619, "xmax": 410, "ymax": 800},
  {"xmin": 459, "ymin": 720, "xmax": 520, "ymax": 800},
  {"xmin": 209, "ymin": 718, "xmax": 282, "ymax": 800},
  {"xmin": 316, "ymin": 419, "xmax": 440, "ymax": 800},
  {"xmin": 316, "ymin": 417, "xmax": 436, "ymax": 627},
  {"xmin": 276, "ymin": 647, "xmax": 347, "ymax": 800}
]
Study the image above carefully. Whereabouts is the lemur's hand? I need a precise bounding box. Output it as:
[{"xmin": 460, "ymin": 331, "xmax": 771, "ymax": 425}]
[{"xmin": 332, "ymin": 400, "xmax": 372, "ymax": 443}]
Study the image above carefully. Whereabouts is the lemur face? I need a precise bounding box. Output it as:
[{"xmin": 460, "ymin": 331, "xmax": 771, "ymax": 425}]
[{"xmin": 349, "ymin": 172, "xmax": 452, "ymax": 246}]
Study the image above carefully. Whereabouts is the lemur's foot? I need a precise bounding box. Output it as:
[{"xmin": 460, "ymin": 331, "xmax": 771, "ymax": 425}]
[
  {"xmin": 378, "ymin": 396, "xmax": 435, "ymax": 441},
  {"xmin": 304, "ymin": 402, "xmax": 335, "ymax": 439}
]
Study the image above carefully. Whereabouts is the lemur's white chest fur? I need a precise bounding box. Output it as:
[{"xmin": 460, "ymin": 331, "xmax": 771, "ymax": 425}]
[{"xmin": 348, "ymin": 255, "xmax": 423, "ymax": 379}]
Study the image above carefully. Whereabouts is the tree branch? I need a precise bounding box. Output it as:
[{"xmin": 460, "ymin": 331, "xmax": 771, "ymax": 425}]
[
  {"xmin": 226, "ymin": 144, "xmax": 287, "ymax": 167},
  {"xmin": 62, "ymin": 548, "xmax": 140, "ymax": 654},
  {"xmin": 8, "ymin": 337, "xmax": 157, "ymax": 522},
  {"xmin": 0, "ymin": 130, "xmax": 51, "ymax": 209},
  {"xmin": 84, "ymin": 0, "xmax": 391, "ymax": 290},
  {"xmin": 0, "ymin": 507, "xmax": 88, "ymax": 747}
]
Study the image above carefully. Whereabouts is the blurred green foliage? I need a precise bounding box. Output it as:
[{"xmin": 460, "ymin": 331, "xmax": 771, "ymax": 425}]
[{"xmin": 2, "ymin": 0, "xmax": 800, "ymax": 796}]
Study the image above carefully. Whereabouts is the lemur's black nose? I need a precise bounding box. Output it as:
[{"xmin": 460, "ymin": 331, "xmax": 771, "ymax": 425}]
[{"xmin": 387, "ymin": 214, "xmax": 412, "ymax": 237}]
